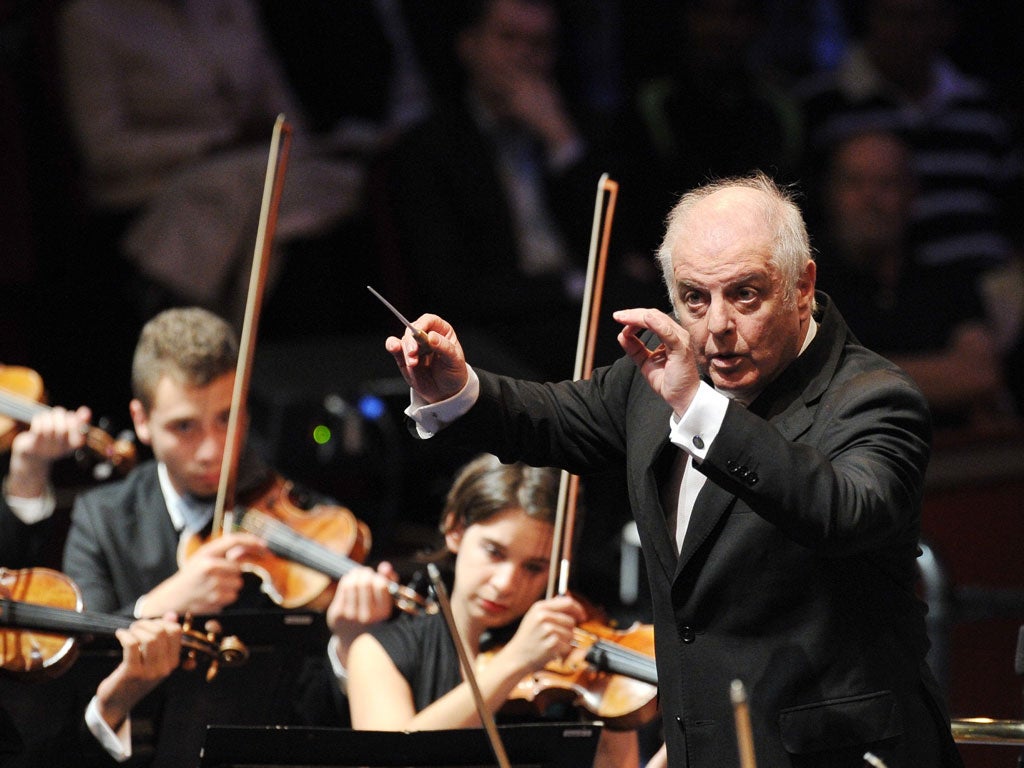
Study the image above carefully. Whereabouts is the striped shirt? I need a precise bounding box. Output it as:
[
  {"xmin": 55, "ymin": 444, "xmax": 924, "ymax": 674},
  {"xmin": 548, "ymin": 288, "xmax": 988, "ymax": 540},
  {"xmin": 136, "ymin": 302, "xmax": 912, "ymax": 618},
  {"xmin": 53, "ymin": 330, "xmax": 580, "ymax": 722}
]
[{"xmin": 795, "ymin": 44, "xmax": 1020, "ymax": 270}]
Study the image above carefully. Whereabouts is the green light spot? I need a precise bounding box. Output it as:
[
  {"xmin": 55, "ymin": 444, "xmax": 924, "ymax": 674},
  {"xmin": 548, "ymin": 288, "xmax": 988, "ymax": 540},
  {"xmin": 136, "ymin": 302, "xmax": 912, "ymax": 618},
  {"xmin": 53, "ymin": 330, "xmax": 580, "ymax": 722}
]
[{"xmin": 312, "ymin": 425, "xmax": 332, "ymax": 445}]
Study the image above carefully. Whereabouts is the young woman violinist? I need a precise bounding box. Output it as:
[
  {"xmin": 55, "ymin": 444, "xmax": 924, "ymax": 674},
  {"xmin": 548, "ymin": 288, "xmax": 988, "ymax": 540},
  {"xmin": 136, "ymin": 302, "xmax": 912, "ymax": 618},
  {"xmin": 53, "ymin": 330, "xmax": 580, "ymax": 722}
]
[{"xmin": 345, "ymin": 454, "xmax": 639, "ymax": 768}]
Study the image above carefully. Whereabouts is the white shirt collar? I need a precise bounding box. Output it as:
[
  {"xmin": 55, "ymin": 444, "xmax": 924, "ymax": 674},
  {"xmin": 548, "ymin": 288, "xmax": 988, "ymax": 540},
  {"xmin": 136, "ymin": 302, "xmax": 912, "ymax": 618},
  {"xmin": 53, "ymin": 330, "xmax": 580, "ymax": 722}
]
[
  {"xmin": 800, "ymin": 315, "xmax": 818, "ymax": 355},
  {"xmin": 157, "ymin": 462, "xmax": 187, "ymax": 532}
]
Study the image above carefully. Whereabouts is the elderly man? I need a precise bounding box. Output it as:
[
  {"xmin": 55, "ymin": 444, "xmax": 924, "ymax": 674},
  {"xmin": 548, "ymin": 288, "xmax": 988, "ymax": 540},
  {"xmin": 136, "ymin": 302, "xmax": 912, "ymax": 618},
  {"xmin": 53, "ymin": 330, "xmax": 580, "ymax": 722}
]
[{"xmin": 383, "ymin": 172, "xmax": 962, "ymax": 766}]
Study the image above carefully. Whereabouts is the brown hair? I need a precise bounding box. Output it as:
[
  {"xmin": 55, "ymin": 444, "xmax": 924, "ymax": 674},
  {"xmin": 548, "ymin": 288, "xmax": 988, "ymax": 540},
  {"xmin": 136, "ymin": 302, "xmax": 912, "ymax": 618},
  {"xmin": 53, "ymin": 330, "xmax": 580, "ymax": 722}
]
[
  {"xmin": 131, "ymin": 307, "xmax": 238, "ymax": 410},
  {"xmin": 441, "ymin": 454, "xmax": 559, "ymax": 535}
]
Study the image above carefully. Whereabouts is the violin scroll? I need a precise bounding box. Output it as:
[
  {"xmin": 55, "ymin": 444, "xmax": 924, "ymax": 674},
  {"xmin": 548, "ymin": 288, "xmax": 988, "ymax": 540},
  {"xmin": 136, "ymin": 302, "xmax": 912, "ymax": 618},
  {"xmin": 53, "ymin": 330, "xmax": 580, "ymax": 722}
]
[
  {"xmin": 389, "ymin": 580, "xmax": 438, "ymax": 616},
  {"xmin": 180, "ymin": 616, "xmax": 250, "ymax": 681},
  {"xmin": 81, "ymin": 422, "xmax": 137, "ymax": 478}
]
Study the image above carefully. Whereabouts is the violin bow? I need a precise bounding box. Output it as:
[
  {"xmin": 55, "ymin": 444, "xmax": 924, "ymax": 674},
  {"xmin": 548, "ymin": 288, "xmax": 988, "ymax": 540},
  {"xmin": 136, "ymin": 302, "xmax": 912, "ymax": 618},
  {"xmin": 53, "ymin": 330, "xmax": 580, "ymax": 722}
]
[
  {"xmin": 427, "ymin": 563, "xmax": 511, "ymax": 768},
  {"xmin": 547, "ymin": 173, "xmax": 619, "ymax": 598},
  {"xmin": 212, "ymin": 115, "xmax": 293, "ymax": 534},
  {"xmin": 731, "ymin": 679, "xmax": 758, "ymax": 768}
]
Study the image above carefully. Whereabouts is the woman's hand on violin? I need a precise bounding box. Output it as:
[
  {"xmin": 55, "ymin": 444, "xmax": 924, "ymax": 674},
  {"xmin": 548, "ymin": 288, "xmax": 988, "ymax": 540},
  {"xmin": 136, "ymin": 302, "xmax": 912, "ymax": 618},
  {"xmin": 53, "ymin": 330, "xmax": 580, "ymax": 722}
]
[
  {"xmin": 7, "ymin": 405, "xmax": 92, "ymax": 498},
  {"xmin": 384, "ymin": 314, "xmax": 469, "ymax": 404},
  {"xmin": 144, "ymin": 533, "xmax": 267, "ymax": 615},
  {"xmin": 499, "ymin": 594, "xmax": 586, "ymax": 675},
  {"xmin": 328, "ymin": 561, "xmax": 398, "ymax": 629},
  {"xmin": 327, "ymin": 561, "xmax": 399, "ymax": 666},
  {"xmin": 96, "ymin": 612, "xmax": 182, "ymax": 732}
]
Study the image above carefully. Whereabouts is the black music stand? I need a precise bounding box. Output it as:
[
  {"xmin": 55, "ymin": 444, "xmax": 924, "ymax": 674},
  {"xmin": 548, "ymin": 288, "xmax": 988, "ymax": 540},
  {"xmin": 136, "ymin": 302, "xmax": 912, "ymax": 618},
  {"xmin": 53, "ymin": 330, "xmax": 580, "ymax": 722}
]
[{"xmin": 199, "ymin": 722, "xmax": 603, "ymax": 768}]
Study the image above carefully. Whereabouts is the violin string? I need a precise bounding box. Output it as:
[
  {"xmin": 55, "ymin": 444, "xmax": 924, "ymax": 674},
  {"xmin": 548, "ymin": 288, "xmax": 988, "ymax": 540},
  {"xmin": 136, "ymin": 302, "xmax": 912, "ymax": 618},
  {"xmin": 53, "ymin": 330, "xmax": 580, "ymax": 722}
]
[
  {"xmin": 2, "ymin": 598, "xmax": 131, "ymax": 634},
  {"xmin": 0, "ymin": 390, "xmax": 48, "ymax": 423},
  {"xmin": 239, "ymin": 509, "xmax": 356, "ymax": 581},
  {"xmin": 573, "ymin": 638, "xmax": 651, "ymax": 669},
  {"xmin": 238, "ymin": 509, "xmax": 430, "ymax": 613},
  {"xmin": 2, "ymin": 598, "xmax": 221, "ymax": 659},
  {"xmin": 571, "ymin": 629, "xmax": 658, "ymax": 684}
]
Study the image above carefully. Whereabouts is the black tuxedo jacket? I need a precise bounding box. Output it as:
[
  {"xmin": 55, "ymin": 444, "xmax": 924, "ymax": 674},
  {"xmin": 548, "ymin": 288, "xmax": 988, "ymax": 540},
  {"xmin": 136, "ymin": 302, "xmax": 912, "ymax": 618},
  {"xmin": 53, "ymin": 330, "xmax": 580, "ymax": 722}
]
[{"xmin": 432, "ymin": 294, "xmax": 962, "ymax": 767}]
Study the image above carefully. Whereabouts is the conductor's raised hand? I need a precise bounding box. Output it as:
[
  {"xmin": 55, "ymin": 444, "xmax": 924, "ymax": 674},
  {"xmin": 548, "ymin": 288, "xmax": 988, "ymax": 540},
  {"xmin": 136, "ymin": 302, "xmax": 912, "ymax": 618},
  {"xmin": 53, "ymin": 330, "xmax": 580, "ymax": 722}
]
[
  {"xmin": 384, "ymin": 314, "xmax": 469, "ymax": 404},
  {"xmin": 614, "ymin": 307, "xmax": 702, "ymax": 416}
]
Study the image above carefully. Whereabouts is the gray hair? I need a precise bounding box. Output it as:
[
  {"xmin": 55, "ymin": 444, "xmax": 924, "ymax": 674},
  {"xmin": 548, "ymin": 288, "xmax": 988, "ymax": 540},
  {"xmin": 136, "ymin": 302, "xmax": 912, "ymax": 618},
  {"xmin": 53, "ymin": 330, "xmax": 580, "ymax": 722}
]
[{"xmin": 656, "ymin": 171, "xmax": 813, "ymax": 308}]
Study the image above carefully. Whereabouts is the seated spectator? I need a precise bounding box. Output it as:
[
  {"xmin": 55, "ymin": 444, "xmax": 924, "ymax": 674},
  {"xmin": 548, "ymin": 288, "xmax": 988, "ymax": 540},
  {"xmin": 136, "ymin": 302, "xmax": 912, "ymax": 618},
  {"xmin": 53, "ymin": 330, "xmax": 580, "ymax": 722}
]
[
  {"xmin": 813, "ymin": 129, "xmax": 1012, "ymax": 429},
  {"xmin": 55, "ymin": 0, "xmax": 372, "ymax": 336},
  {"xmin": 256, "ymin": 0, "xmax": 445, "ymax": 141},
  {"xmin": 628, "ymin": 0, "xmax": 802, "ymax": 221},
  {"xmin": 794, "ymin": 0, "xmax": 1022, "ymax": 277},
  {"xmin": 988, "ymin": 254, "xmax": 1024, "ymax": 416},
  {"xmin": 377, "ymin": 0, "xmax": 657, "ymax": 381}
]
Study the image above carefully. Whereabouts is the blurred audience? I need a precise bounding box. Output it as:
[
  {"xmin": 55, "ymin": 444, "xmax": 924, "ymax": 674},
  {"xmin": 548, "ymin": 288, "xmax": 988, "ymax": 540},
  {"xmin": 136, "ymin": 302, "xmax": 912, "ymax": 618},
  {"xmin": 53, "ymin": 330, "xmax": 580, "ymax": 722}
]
[
  {"xmin": 794, "ymin": 0, "xmax": 1022, "ymax": 276},
  {"xmin": 627, "ymin": 0, "xmax": 802, "ymax": 223},
  {"xmin": 55, "ymin": 0, "xmax": 375, "ymax": 338},
  {"xmin": 813, "ymin": 130, "xmax": 1014, "ymax": 430},
  {"xmin": 257, "ymin": 0, "xmax": 449, "ymax": 139},
  {"xmin": 375, "ymin": 0, "xmax": 657, "ymax": 381}
]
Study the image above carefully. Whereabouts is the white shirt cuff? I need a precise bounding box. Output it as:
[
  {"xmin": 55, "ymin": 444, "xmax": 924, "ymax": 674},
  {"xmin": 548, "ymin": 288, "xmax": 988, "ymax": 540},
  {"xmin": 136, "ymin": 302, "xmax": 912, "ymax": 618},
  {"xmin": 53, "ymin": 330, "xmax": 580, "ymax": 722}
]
[
  {"xmin": 132, "ymin": 595, "xmax": 149, "ymax": 620},
  {"xmin": 326, "ymin": 634, "xmax": 349, "ymax": 695},
  {"xmin": 668, "ymin": 382, "xmax": 730, "ymax": 461},
  {"xmin": 3, "ymin": 479, "xmax": 57, "ymax": 525},
  {"xmin": 85, "ymin": 695, "xmax": 132, "ymax": 762},
  {"xmin": 405, "ymin": 367, "xmax": 481, "ymax": 437}
]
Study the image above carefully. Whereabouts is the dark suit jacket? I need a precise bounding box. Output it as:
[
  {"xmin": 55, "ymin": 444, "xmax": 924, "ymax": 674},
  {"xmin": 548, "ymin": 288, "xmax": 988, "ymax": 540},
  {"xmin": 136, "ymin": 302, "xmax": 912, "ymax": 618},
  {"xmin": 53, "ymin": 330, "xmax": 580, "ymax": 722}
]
[
  {"xmin": 381, "ymin": 96, "xmax": 653, "ymax": 379},
  {"xmin": 60, "ymin": 462, "xmax": 342, "ymax": 767},
  {"xmin": 63, "ymin": 462, "xmax": 178, "ymax": 615},
  {"xmin": 430, "ymin": 294, "xmax": 962, "ymax": 767},
  {"xmin": 0, "ymin": 496, "xmax": 55, "ymax": 569}
]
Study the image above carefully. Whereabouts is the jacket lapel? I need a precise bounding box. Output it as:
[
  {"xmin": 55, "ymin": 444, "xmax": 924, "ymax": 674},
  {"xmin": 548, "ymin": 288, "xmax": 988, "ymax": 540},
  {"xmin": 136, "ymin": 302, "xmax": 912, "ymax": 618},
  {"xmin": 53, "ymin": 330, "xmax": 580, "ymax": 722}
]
[{"xmin": 633, "ymin": 390, "xmax": 681, "ymax": 583}]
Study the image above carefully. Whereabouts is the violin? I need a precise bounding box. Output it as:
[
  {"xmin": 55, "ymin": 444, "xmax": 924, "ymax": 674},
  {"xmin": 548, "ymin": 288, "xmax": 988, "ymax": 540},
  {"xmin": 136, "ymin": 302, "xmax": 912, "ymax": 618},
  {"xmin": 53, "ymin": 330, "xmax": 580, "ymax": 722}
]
[
  {"xmin": 478, "ymin": 601, "xmax": 659, "ymax": 731},
  {"xmin": 0, "ymin": 567, "xmax": 248, "ymax": 681},
  {"xmin": 179, "ymin": 472, "xmax": 434, "ymax": 614},
  {"xmin": 0, "ymin": 364, "xmax": 136, "ymax": 475}
]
